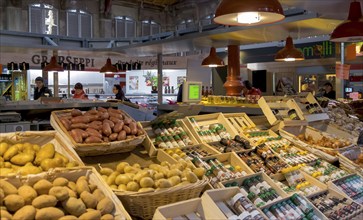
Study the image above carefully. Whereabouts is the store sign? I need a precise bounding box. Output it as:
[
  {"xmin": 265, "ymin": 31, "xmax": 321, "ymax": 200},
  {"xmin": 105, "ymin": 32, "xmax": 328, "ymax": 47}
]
[{"xmin": 336, "ymin": 63, "xmax": 350, "ymax": 80}]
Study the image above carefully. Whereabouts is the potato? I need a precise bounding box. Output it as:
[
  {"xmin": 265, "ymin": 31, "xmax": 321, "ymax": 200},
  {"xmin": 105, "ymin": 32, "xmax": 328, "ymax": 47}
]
[
  {"xmin": 0, "ymin": 179, "xmax": 17, "ymax": 196},
  {"xmin": 193, "ymin": 167, "xmax": 206, "ymax": 179},
  {"xmin": 80, "ymin": 191, "xmax": 97, "ymax": 209},
  {"xmin": 18, "ymin": 185, "xmax": 37, "ymax": 205},
  {"xmin": 33, "ymin": 179, "xmax": 53, "ymax": 195},
  {"xmin": 36, "ymin": 207, "xmax": 65, "ymax": 220},
  {"xmin": 40, "ymin": 158, "xmax": 63, "ymax": 171},
  {"xmin": 3, "ymin": 145, "xmax": 19, "ymax": 161},
  {"xmin": 59, "ymin": 215, "xmax": 78, "ymax": 220},
  {"xmin": 17, "ymin": 165, "xmax": 42, "ymax": 175},
  {"xmin": 185, "ymin": 171, "xmax": 198, "ymax": 183},
  {"xmin": 106, "ymin": 171, "xmax": 119, "ymax": 186},
  {"xmin": 0, "ymin": 142, "xmax": 9, "ymax": 156},
  {"xmin": 101, "ymin": 214, "xmax": 115, "ymax": 220},
  {"xmin": 101, "ymin": 175, "xmax": 108, "ymax": 182},
  {"xmin": 156, "ymin": 179, "xmax": 172, "ymax": 188},
  {"xmin": 79, "ymin": 209, "xmax": 102, "ymax": 220},
  {"xmin": 99, "ymin": 167, "xmax": 114, "ymax": 176},
  {"xmin": 4, "ymin": 194, "xmax": 24, "ymax": 212},
  {"xmin": 110, "ymin": 185, "xmax": 117, "ymax": 189},
  {"xmin": 53, "ymin": 177, "xmax": 69, "ymax": 186},
  {"xmin": 0, "ymin": 168, "xmax": 14, "ymax": 176},
  {"xmin": 138, "ymin": 188, "xmax": 155, "ymax": 193},
  {"xmin": 49, "ymin": 186, "xmax": 69, "ymax": 201},
  {"xmin": 0, "ymin": 188, "xmax": 4, "ymax": 204},
  {"xmin": 167, "ymin": 169, "xmax": 182, "ymax": 178},
  {"xmin": 66, "ymin": 161, "xmax": 78, "ymax": 168},
  {"xmin": 32, "ymin": 195, "xmax": 57, "ymax": 209},
  {"xmin": 54, "ymin": 152, "xmax": 69, "ymax": 166},
  {"xmin": 0, "ymin": 210, "xmax": 12, "ymax": 219},
  {"xmin": 154, "ymin": 172, "xmax": 164, "ymax": 180},
  {"xmin": 115, "ymin": 174, "xmax": 131, "ymax": 185},
  {"xmin": 117, "ymin": 184, "xmax": 127, "ymax": 191},
  {"xmin": 124, "ymin": 165, "xmax": 138, "ymax": 174},
  {"xmin": 34, "ymin": 143, "xmax": 55, "ymax": 165},
  {"xmin": 10, "ymin": 153, "xmax": 34, "ymax": 166},
  {"xmin": 12, "ymin": 205, "xmax": 36, "ymax": 220},
  {"xmin": 97, "ymin": 197, "xmax": 115, "ymax": 215},
  {"xmin": 140, "ymin": 177, "xmax": 154, "ymax": 188},
  {"xmin": 76, "ymin": 179, "xmax": 90, "ymax": 195},
  {"xmin": 92, "ymin": 189, "xmax": 105, "ymax": 202},
  {"xmin": 62, "ymin": 197, "xmax": 87, "ymax": 217},
  {"xmin": 89, "ymin": 184, "xmax": 97, "ymax": 192},
  {"xmin": 117, "ymin": 130, "xmax": 126, "ymax": 141},
  {"xmin": 67, "ymin": 181, "xmax": 76, "ymax": 191},
  {"xmin": 168, "ymin": 176, "xmax": 181, "ymax": 186},
  {"xmin": 116, "ymin": 162, "xmax": 129, "ymax": 173},
  {"xmin": 126, "ymin": 181, "xmax": 140, "ymax": 192},
  {"xmin": 65, "ymin": 187, "xmax": 77, "ymax": 198}
]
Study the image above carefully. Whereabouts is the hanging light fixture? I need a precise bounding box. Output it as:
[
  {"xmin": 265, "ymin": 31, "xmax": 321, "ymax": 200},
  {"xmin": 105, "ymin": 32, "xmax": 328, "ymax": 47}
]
[
  {"xmin": 201, "ymin": 47, "xmax": 225, "ymax": 67},
  {"xmin": 275, "ymin": 36, "xmax": 305, "ymax": 62},
  {"xmin": 43, "ymin": 56, "xmax": 64, "ymax": 72},
  {"xmin": 100, "ymin": 58, "xmax": 117, "ymax": 73},
  {"xmin": 330, "ymin": 1, "xmax": 363, "ymax": 42},
  {"xmin": 214, "ymin": 0, "xmax": 285, "ymax": 26}
]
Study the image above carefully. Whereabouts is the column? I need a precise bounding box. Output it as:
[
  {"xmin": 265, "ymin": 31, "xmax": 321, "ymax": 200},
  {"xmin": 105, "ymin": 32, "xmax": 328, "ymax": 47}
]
[{"xmin": 224, "ymin": 45, "xmax": 243, "ymax": 96}]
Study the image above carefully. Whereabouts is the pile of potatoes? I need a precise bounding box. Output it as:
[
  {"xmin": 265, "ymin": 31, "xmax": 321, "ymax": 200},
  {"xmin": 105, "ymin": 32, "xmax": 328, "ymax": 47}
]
[
  {"xmin": 59, "ymin": 107, "xmax": 144, "ymax": 144},
  {"xmin": 0, "ymin": 142, "xmax": 79, "ymax": 176},
  {"xmin": 99, "ymin": 160, "xmax": 206, "ymax": 193},
  {"xmin": 0, "ymin": 176, "xmax": 116, "ymax": 220}
]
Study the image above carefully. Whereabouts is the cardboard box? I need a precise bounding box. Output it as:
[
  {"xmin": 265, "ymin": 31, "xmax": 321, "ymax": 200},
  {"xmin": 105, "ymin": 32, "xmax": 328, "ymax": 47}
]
[{"xmin": 153, "ymin": 198, "xmax": 205, "ymax": 220}]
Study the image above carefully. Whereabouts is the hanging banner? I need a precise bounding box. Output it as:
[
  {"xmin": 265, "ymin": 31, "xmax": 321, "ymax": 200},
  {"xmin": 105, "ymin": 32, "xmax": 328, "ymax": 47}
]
[{"xmin": 335, "ymin": 64, "xmax": 350, "ymax": 80}]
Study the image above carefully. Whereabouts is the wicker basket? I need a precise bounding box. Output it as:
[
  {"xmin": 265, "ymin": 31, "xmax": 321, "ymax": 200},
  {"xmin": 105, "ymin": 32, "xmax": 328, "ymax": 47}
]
[
  {"xmin": 114, "ymin": 178, "xmax": 209, "ymax": 219},
  {"xmin": 1, "ymin": 167, "xmax": 131, "ymax": 220},
  {"xmin": 338, "ymin": 148, "xmax": 363, "ymax": 176},
  {"xmin": 0, "ymin": 131, "xmax": 84, "ymax": 177},
  {"xmin": 50, "ymin": 109, "xmax": 146, "ymax": 156}
]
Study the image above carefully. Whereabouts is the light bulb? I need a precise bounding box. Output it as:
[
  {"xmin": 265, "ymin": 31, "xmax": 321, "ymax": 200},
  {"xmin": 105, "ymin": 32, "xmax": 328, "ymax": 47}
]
[
  {"xmin": 237, "ymin": 12, "xmax": 261, "ymax": 24},
  {"xmin": 284, "ymin": 58, "xmax": 296, "ymax": 62},
  {"xmin": 208, "ymin": 64, "xmax": 218, "ymax": 67}
]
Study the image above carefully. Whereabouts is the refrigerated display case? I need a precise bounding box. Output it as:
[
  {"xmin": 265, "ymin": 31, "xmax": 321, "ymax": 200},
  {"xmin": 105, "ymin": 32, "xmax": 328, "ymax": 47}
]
[{"xmin": 11, "ymin": 71, "xmax": 29, "ymax": 101}]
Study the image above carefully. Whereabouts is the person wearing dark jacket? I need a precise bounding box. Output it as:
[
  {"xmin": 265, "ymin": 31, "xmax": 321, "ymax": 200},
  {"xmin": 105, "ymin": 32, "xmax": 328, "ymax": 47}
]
[
  {"xmin": 34, "ymin": 76, "xmax": 52, "ymax": 100},
  {"xmin": 113, "ymin": 84, "xmax": 126, "ymax": 101},
  {"xmin": 323, "ymin": 82, "xmax": 336, "ymax": 99}
]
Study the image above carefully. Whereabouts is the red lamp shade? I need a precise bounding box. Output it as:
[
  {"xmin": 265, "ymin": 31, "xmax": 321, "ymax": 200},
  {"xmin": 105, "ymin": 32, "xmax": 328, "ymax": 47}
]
[
  {"xmin": 275, "ymin": 36, "xmax": 305, "ymax": 62},
  {"xmin": 330, "ymin": 1, "xmax": 363, "ymax": 42},
  {"xmin": 100, "ymin": 58, "xmax": 117, "ymax": 73},
  {"xmin": 201, "ymin": 47, "xmax": 225, "ymax": 67},
  {"xmin": 214, "ymin": 0, "xmax": 285, "ymax": 26},
  {"xmin": 43, "ymin": 56, "xmax": 64, "ymax": 72}
]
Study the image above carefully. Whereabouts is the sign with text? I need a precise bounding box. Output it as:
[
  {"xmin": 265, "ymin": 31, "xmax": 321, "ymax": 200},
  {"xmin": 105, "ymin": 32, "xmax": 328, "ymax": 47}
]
[
  {"xmin": 336, "ymin": 64, "xmax": 350, "ymax": 80},
  {"xmin": 349, "ymin": 92, "xmax": 359, "ymax": 101}
]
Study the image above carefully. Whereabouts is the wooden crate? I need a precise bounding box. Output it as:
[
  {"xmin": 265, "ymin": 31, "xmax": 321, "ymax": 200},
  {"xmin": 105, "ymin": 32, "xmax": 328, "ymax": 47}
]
[
  {"xmin": 153, "ymin": 198, "xmax": 205, "ymax": 220},
  {"xmin": 201, "ymin": 187, "xmax": 268, "ymax": 220},
  {"xmin": 184, "ymin": 113, "xmax": 238, "ymax": 143},
  {"xmin": 291, "ymin": 92, "xmax": 330, "ymax": 123},
  {"xmin": 328, "ymin": 173, "xmax": 363, "ymax": 205},
  {"xmin": 141, "ymin": 119, "xmax": 199, "ymax": 157},
  {"xmin": 1, "ymin": 167, "xmax": 131, "ymax": 220},
  {"xmin": 258, "ymin": 96, "xmax": 308, "ymax": 128},
  {"xmin": 223, "ymin": 113, "xmax": 257, "ymax": 132},
  {"xmin": 0, "ymin": 131, "xmax": 84, "ymax": 177}
]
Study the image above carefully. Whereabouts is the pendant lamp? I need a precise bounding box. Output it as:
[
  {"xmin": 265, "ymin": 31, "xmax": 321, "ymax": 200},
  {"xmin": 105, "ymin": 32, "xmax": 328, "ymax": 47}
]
[
  {"xmin": 201, "ymin": 47, "xmax": 225, "ymax": 67},
  {"xmin": 43, "ymin": 56, "xmax": 64, "ymax": 72},
  {"xmin": 275, "ymin": 36, "xmax": 305, "ymax": 62},
  {"xmin": 214, "ymin": 0, "xmax": 285, "ymax": 26},
  {"xmin": 330, "ymin": 1, "xmax": 363, "ymax": 42},
  {"xmin": 100, "ymin": 58, "xmax": 117, "ymax": 73}
]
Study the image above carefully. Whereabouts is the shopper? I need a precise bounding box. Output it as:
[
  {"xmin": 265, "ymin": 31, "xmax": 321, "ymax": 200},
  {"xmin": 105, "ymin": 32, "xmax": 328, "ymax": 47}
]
[
  {"xmin": 242, "ymin": 80, "xmax": 261, "ymax": 97},
  {"xmin": 322, "ymin": 82, "xmax": 336, "ymax": 99},
  {"xmin": 113, "ymin": 84, "xmax": 126, "ymax": 101},
  {"xmin": 34, "ymin": 76, "xmax": 53, "ymax": 100},
  {"xmin": 72, "ymin": 83, "xmax": 88, "ymax": 99}
]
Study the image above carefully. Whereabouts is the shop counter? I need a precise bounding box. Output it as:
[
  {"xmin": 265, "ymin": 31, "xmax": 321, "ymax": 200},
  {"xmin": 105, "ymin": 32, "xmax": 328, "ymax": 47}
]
[{"xmin": 157, "ymin": 103, "xmax": 263, "ymax": 116}]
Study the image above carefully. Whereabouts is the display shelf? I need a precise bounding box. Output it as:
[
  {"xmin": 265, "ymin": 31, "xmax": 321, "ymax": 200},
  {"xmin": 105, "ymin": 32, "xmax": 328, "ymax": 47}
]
[
  {"xmin": 153, "ymin": 198, "xmax": 206, "ymax": 220},
  {"xmin": 223, "ymin": 113, "xmax": 257, "ymax": 132},
  {"xmin": 201, "ymin": 187, "xmax": 268, "ymax": 220},
  {"xmin": 292, "ymin": 92, "xmax": 330, "ymax": 123},
  {"xmin": 328, "ymin": 174, "xmax": 363, "ymax": 205},
  {"xmin": 258, "ymin": 96, "xmax": 308, "ymax": 128},
  {"xmin": 184, "ymin": 113, "xmax": 238, "ymax": 144}
]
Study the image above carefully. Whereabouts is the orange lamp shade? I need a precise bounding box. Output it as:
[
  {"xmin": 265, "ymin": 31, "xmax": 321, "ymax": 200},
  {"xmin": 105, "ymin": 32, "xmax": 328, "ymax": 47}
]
[
  {"xmin": 275, "ymin": 36, "xmax": 305, "ymax": 62},
  {"xmin": 201, "ymin": 47, "xmax": 225, "ymax": 67},
  {"xmin": 43, "ymin": 56, "xmax": 64, "ymax": 72},
  {"xmin": 100, "ymin": 58, "xmax": 117, "ymax": 73}
]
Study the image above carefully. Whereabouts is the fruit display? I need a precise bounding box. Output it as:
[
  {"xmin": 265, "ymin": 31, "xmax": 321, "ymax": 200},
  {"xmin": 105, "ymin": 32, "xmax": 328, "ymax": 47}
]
[
  {"xmin": 237, "ymin": 144, "xmax": 289, "ymax": 176},
  {"xmin": 0, "ymin": 142, "xmax": 79, "ymax": 176},
  {"xmin": 262, "ymin": 194, "xmax": 322, "ymax": 220},
  {"xmin": 152, "ymin": 120, "xmax": 194, "ymax": 149},
  {"xmin": 297, "ymin": 133, "xmax": 352, "ymax": 150},
  {"xmin": 327, "ymin": 106, "xmax": 363, "ymax": 137},
  {"xmin": 0, "ymin": 176, "xmax": 119, "ymax": 220},
  {"xmin": 163, "ymin": 145, "xmax": 218, "ymax": 161},
  {"xmin": 309, "ymin": 190, "xmax": 363, "ymax": 220},
  {"xmin": 98, "ymin": 160, "xmax": 205, "ymax": 193},
  {"xmin": 276, "ymin": 166, "xmax": 322, "ymax": 196},
  {"xmin": 57, "ymin": 107, "xmax": 144, "ymax": 144},
  {"xmin": 331, "ymin": 174, "xmax": 363, "ymax": 204},
  {"xmin": 300, "ymin": 160, "xmax": 348, "ymax": 183},
  {"xmin": 207, "ymin": 136, "xmax": 253, "ymax": 153}
]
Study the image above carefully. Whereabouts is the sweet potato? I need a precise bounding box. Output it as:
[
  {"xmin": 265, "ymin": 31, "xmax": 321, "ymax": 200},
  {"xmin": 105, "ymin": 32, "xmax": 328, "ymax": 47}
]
[
  {"xmin": 117, "ymin": 130, "xmax": 126, "ymax": 141},
  {"xmin": 73, "ymin": 128, "xmax": 88, "ymax": 139},
  {"xmin": 71, "ymin": 123, "xmax": 88, "ymax": 130},
  {"xmin": 85, "ymin": 136, "xmax": 103, "ymax": 144},
  {"xmin": 88, "ymin": 114, "xmax": 101, "ymax": 122},
  {"xmin": 103, "ymin": 137, "xmax": 109, "ymax": 142},
  {"xmin": 107, "ymin": 108, "xmax": 122, "ymax": 114},
  {"xmin": 71, "ymin": 116, "xmax": 90, "ymax": 124},
  {"xmin": 108, "ymin": 112, "xmax": 123, "ymax": 120},
  {"xmin": 86, "ymin": 128, "xmax": 102, "ymax": 139},
  {"xmin": 129, "ymin": 122, "xmax": 137, "ymax": 135},
  {"xmin": 71, "ymin": 109, "xmax": 83, "ymax": 117},
  {"xmin": 124, "ymin": 117, "xmax": 132, "ymax": 125},
  {"xmin": 102, "ymin": 122, "xmax": 112, "ymax": 136},
  {"xmin": 69, "ymin": 130, "xmax": 83, "ymax": 143},
  {"xmin": 60, "ymin": 118, "xmax": 71, "ymax": 131},
  {"xmin": 98, "ymin": 112, "xmax": 110, "ymax": 120},
  {"xmin": 109, "ymin": 116, "xmax": 121, "ymax": 124},
  {"xmin": 113, "ymin": 121, "xmax": 124, "ymax": 133},
  {"xmin": 86, "ymin": 109, "xmax": 98, "ymax": 115},
  {"xmin": 109, "ymin": 133, "xmax": 118, "ymax": 141},
  {"xmin": 89, "ymin": 121, "xmax": 102, "ymax": 131},
  {"xmin": 137, "ymin": 129, "xmax": 144, "ymax": 136},
  {"xmin": 98, "ymin": 107, "xmax": 107, "ymax": 112},
  {"xmin": 103, "ymin": 119, "xmax": 114, "ymax": 128},
  {"xmin": 123, "ymin": 125, "xmax": 131, "ymax": 134}
]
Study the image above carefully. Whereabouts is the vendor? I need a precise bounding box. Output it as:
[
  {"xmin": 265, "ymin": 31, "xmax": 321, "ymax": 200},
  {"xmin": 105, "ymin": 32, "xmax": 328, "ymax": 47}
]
[
  {"xmin": 322, "ymin": 82, "xmax": 336, "ymax": 99},
  {"xmin": 113, "ymin": 84, "xmax": 126, "ymax": 101},
  {"xmin": 34, "ymin": 76, "xmax": 53, "ymax": 100},
  {"xmin": 72, "ymin": 82, "xmax": 88, "ymax": 99},
  {"xmin": 242, "ymin": 80, "xmax": 261, "ymax": 97}
]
